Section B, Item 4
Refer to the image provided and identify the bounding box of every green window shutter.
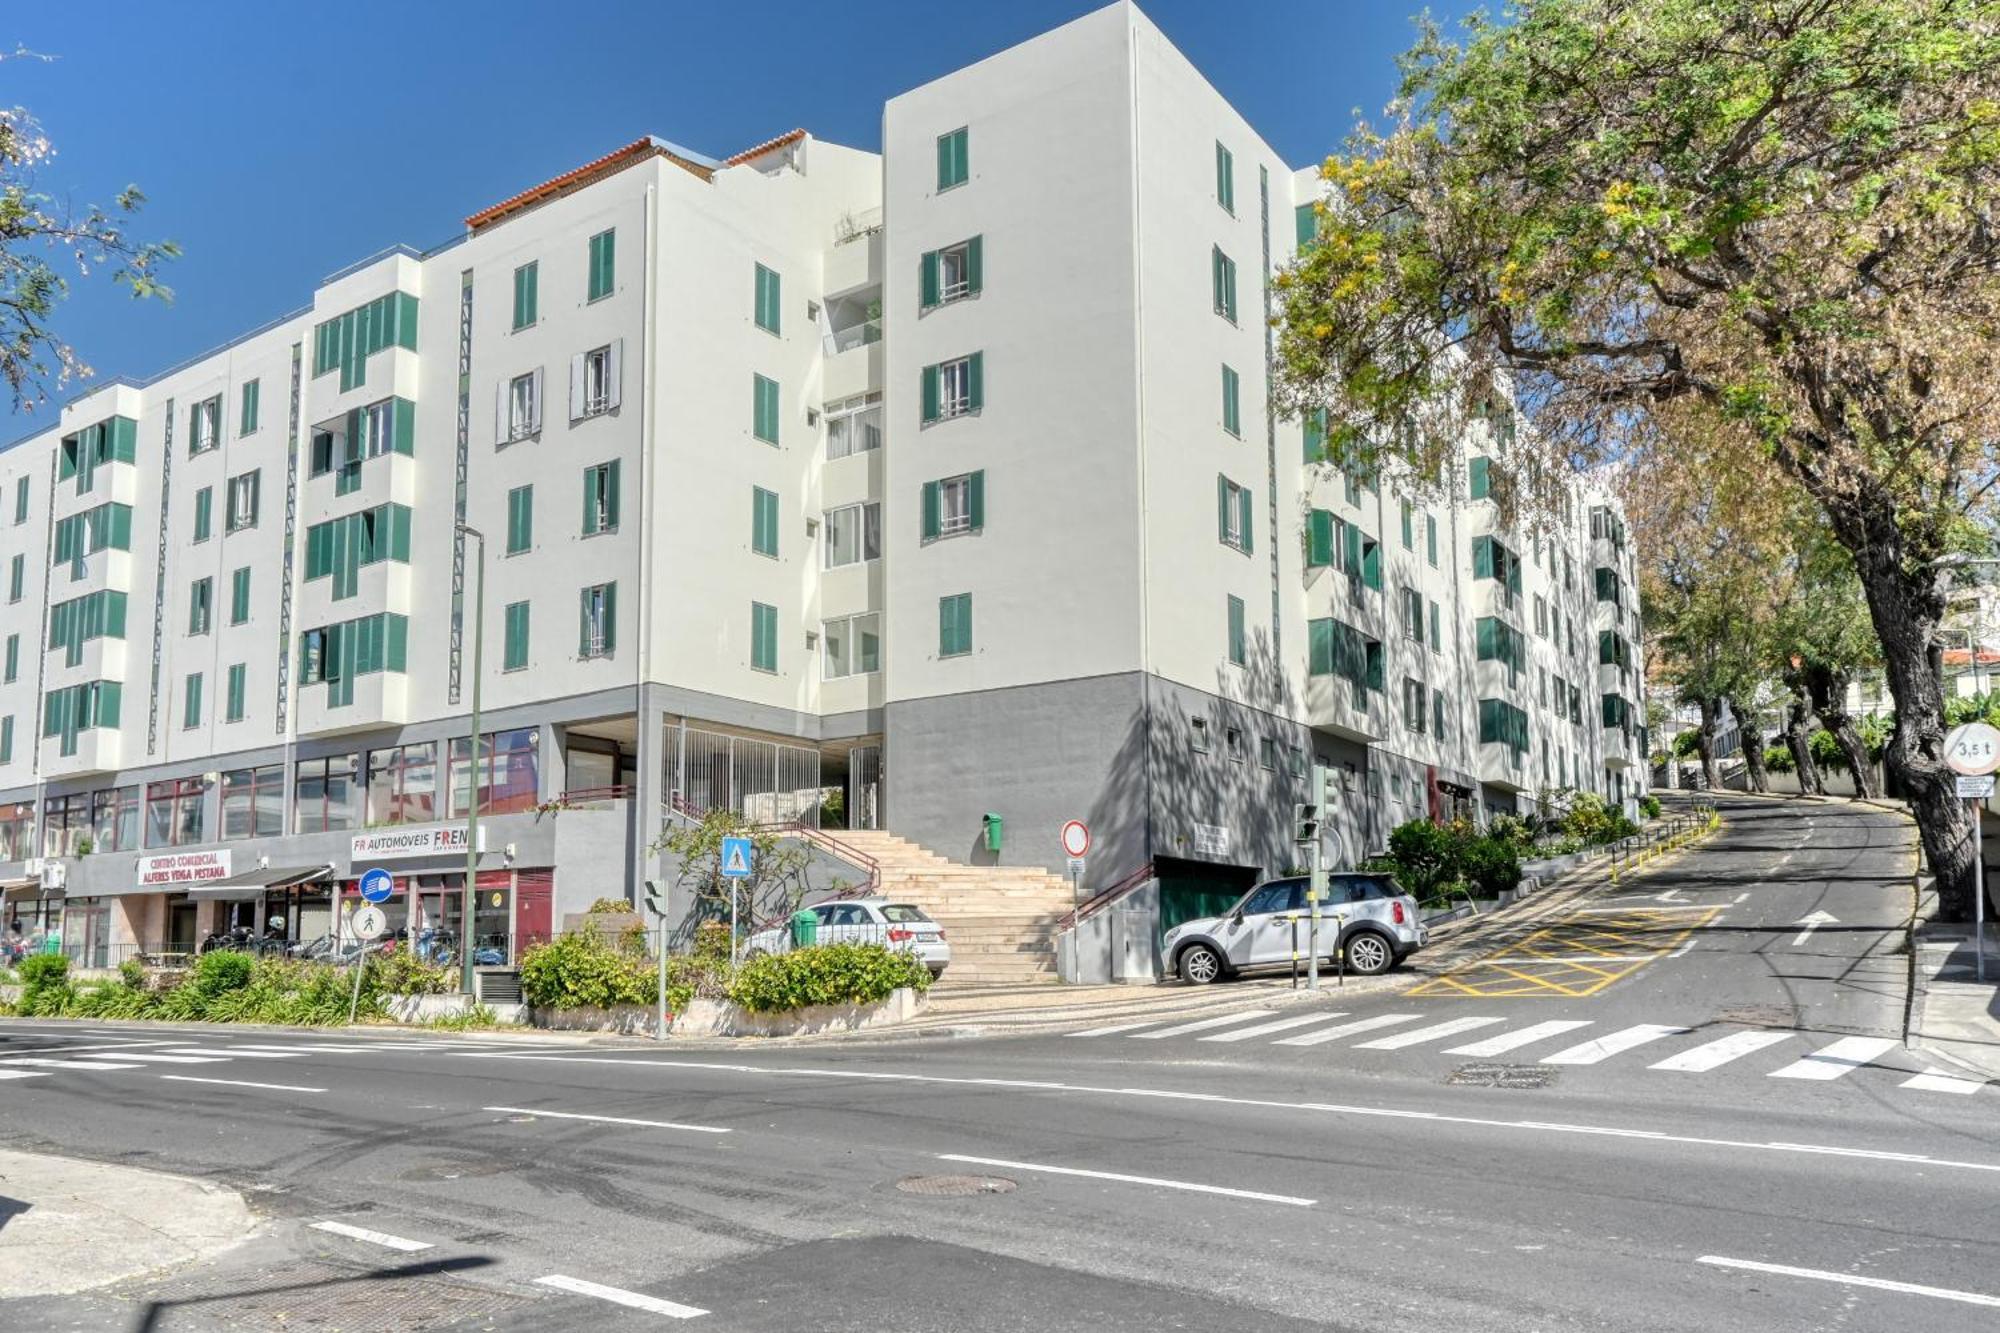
[967,352,984,411]
[240,380,259,435]
[753,374,779,443]
[1221,365,1240,435]
[1238,486,1253,555]
[185,673,202,727]
[1215,141,1234,213]
[937,133,951,189]
[751,601,777,672]
[967,470,985,531]
[1400,502,1413,549]
[195,488,212,542]
[1469,456,1490,499]
[226,663,245,723]
[600,584,616,655]
[388,503,411,561]
[1362,540,1382,591]
[921,365,940,423]
[1429,602,1441,651]
[1304,410,1325,464]
[1296,201,1317,247]
[1227,595,1245,665]
[965,235,983,294]
[1,715,11,764]
[1426,514,1438,565]
[752,486,778,557]
[231,567,251,624]
[1344,520,1362,573]
[581,468,598,536]
[504,601,530,671]
[392,397,416,455]
[936,128,968,190]
[513,261,537,330]
[508,485,532,554]
[606,459,621,529]
[754,263,781,334]
[939,593,972,657]
[1473,536,1494,579]
[922,480,940,541]
[1307,509,1333,567]
[920,250,940,308]
[589,230,615,301]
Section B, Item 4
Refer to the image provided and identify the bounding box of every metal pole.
[1308,764,1328,992]
[458,526,485,997]
[729,882,739,969]
[1974,797,1988,984]
[655,919,668,1040]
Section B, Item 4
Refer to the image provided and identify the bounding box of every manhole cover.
[1712,1005,1798,1028]
[896,1174,1016,1196]
[1448,1062,1558,1089]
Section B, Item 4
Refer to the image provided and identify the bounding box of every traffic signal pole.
[1308,764,1328,991]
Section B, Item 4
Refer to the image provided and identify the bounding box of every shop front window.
[0,801,33,861]
[43,793,92,857]
[220,765,284,840]
[294,754,359,833]
[447,727,539,817]
[91,786,139,853]
[145,777,207,848]
[366,743,435,825]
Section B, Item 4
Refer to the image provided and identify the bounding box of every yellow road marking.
[1412,906,1721,998]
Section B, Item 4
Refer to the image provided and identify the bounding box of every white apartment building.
[0,2,1642,971]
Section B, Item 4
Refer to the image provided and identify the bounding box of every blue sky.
[6,0,1475,420]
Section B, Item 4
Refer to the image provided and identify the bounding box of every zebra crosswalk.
[1066,1009,1990,1099]
[0,1039,463,1083]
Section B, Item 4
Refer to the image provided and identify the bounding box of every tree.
[650,809,815,947]
[1274,1,2000,918]
[1,57,178,410]
[1776,526,1884,794]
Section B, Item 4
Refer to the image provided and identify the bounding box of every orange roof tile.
[465,137,715,233]
[724,128,807,166]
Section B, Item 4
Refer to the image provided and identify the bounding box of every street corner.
[0,1147,258,1300]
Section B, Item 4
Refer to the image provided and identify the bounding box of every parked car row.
[1162,873,1426,985]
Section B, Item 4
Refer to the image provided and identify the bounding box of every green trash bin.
[791,909,819,948]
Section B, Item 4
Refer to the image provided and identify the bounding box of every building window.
[1400,501,1414,550]
[224,662,246,723]
[449,727,540,817]
[1226,726,1246,763]
[13,475,28,524]
[144,776,207,848]
[1426,513,1438,566]
[6,553,18,603]
[751,600,779,673]
[1401,587,1423,642]
[936,126,969,191]
[1429,599,1441,654]
[1404,678,1429,734]
[87,785,137,852]
[825,393,883,459]
[754,263,782,334]
[193,487,212,542]
[503,600,530,671]
[189,396,221,455]
[1433,688,1447,738]
[2,634,14,683]
[1259,736,1277,770]
[189,578,212,635]
[239,378,260,436]
[225,470,260,531]
[922,354,983,424]
[1221,364,1241,436]
[1190,715,1210,753]
[1215,141,1235,214]
[0,715,10,765]
[506,370,541,442]
[923,471,984,540]
[183,672,202,728]
[294,755,358,834]
[939,592,972,658]
[507,484,533,555]
[753,373,781,443]
[230,567,252,625]
[579,582,616,658]
[751,487,780,558]
[582,461,620,535]
[1227,594,1246,666]
[1212,246,1238,323]
[573,343,620,420]
[512,260,538,330]
[1469,456,1492,499]
[588,229,615,302]
[366,742,436,825]
[1218,475,1253,554]
[220,764,282,839]
[824,502,881,568]
[823,612,881,680]
[921,237,983,308]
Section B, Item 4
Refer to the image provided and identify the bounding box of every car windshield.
[880,905,933,923]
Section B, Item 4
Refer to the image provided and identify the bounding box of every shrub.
[1638,794,1662,819]
[117,957,146,990]
[1763,745,1796,774]
[518,932,654,1010]
[1384,820,1462,899]
[191,949,254,998]
[584,897,632,915]
[18,953,72,1016]
[726,942,931,1014]
[691,920,732,964]
[1459,835,1522,896]
[370,945,455,996]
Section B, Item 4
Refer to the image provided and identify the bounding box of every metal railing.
[1058,861,1157,934]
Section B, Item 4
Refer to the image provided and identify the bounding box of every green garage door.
[1156,857,1260,937]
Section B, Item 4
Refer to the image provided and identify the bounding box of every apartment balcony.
[304,449,418,512]
[821,284,884,404]
[296,670,411,738]
[824,210,883,296]
[51,549,135,599]
[45,636,129,690]
[1604,734,1637,770]
[57,462,139,512]
[1477,742,1532,792]
[40,729,122,780]
[311,345,422,421]
[299,559,413,627]
[1306,675,1386,744]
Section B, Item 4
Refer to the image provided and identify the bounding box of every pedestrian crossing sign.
[720,836,754,879]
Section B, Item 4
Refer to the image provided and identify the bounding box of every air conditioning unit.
[40,861,67,891]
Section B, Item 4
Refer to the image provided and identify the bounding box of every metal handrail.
[1059,860,1156,933]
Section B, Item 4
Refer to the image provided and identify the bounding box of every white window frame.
[940,357,973,419]
[362,400,394,459]
[824,393,882,460]
[582,584,612,659]
[1401,588,1423,643]
[583,345,613,417]
[823,501,882,569]
[192,397,220,453]
[225,472,258,532]
[1404,678,1428,734]
[508,372,538,443]
[821,612,882,681]
[938,475,973,537]
[1221,479,1250,552]
[939,242,972,303]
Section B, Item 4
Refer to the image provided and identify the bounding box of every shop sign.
[1191,823,1231,857]
[135,849,233,889]
[348,824,487,863]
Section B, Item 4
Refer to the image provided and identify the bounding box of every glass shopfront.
[337,871,519,965]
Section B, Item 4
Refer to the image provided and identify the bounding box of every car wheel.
[1343,930,1393,976]
[1178,942,1223,985]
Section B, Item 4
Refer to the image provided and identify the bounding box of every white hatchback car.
[1162,873,1426,984]
[744,898,951,978]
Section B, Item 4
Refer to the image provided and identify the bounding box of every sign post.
[1060,821,1091,910]
[347,904,386,1024]
[1943,723,1999,983]
[719,836,754,967]
[1308,766,1329,992]
[358,867,394,904]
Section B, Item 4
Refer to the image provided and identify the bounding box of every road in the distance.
[1,797,1993,1332]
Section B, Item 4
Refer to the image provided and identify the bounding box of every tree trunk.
[1805,666,1876,799]
[1784,686,1823,795]
[1695,696,1721,792]
[1729,696,1770,793]
[1838,519,1974,920]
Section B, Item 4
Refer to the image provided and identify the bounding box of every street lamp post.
[457,523,486,997]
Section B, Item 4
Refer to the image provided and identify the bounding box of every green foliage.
[726,943,931,1014]
[653,807,812,935]
[1673,731,1701,758]
[25,956,379,1026]
[1379,818,1524,899]
[369,945,455,997]
[584,897,633,915]
[1639,795,1662,819]
[1764,745,1797,774]
[17,952,71,1016]
[518,932,655,1010]
[117,957,145,989]
[1561,793,1638,845]
[191,949,254,998]
[423,1003,501,1031]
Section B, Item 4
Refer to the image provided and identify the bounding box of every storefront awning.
[186,865,334,901]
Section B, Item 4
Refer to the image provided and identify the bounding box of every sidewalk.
[1910,923,2000,1082]
[0,1148,256,1298]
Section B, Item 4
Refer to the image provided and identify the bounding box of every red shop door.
[514,870,553,951]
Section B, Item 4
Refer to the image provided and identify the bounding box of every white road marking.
[1198,1012,1349,1043]
[1768,1036,1900,1081]
[1649,1030,1794,1073]
[1271,1013,1422,1047]
[229,1044,385,1054]
[1696,1255,2000,1309]
[1789,910,1839,947]
[454,1053,2000,1176]
[0,1069,51,1081]
[100,1053,231,1064]
[1129,1011,1278,1040]
[1655,888,1686,903]
[0,1040,179,1057]
[1,1057,144,1071]
[162,1048,308,1059]
[1542,1024,1690,1065]
[534,1275,708,1319]
[937,1154,1315,1207]
[1899,1072,1984,1095]
[1068,1020,1173,1038]
[1354,1016,1506,1050]
[1732,892,1751,905]
[310,1220,433,1252]
[159,1075,328,1093]
[1444,1020,1593,1057]
[484,1105,730,1134]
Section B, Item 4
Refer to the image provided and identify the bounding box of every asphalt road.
[2,796,1995,1332]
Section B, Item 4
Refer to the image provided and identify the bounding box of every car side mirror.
[1229,909,1245,925]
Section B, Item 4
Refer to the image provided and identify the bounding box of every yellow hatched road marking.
[1411,906,1721,998]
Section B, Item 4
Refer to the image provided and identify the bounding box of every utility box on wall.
[982,812,1003,853]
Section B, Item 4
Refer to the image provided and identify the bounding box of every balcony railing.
[824,319,882,355]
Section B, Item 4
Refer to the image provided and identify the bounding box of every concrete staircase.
[830,830,1073,985]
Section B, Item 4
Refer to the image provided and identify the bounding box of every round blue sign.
[358,867,395,904]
